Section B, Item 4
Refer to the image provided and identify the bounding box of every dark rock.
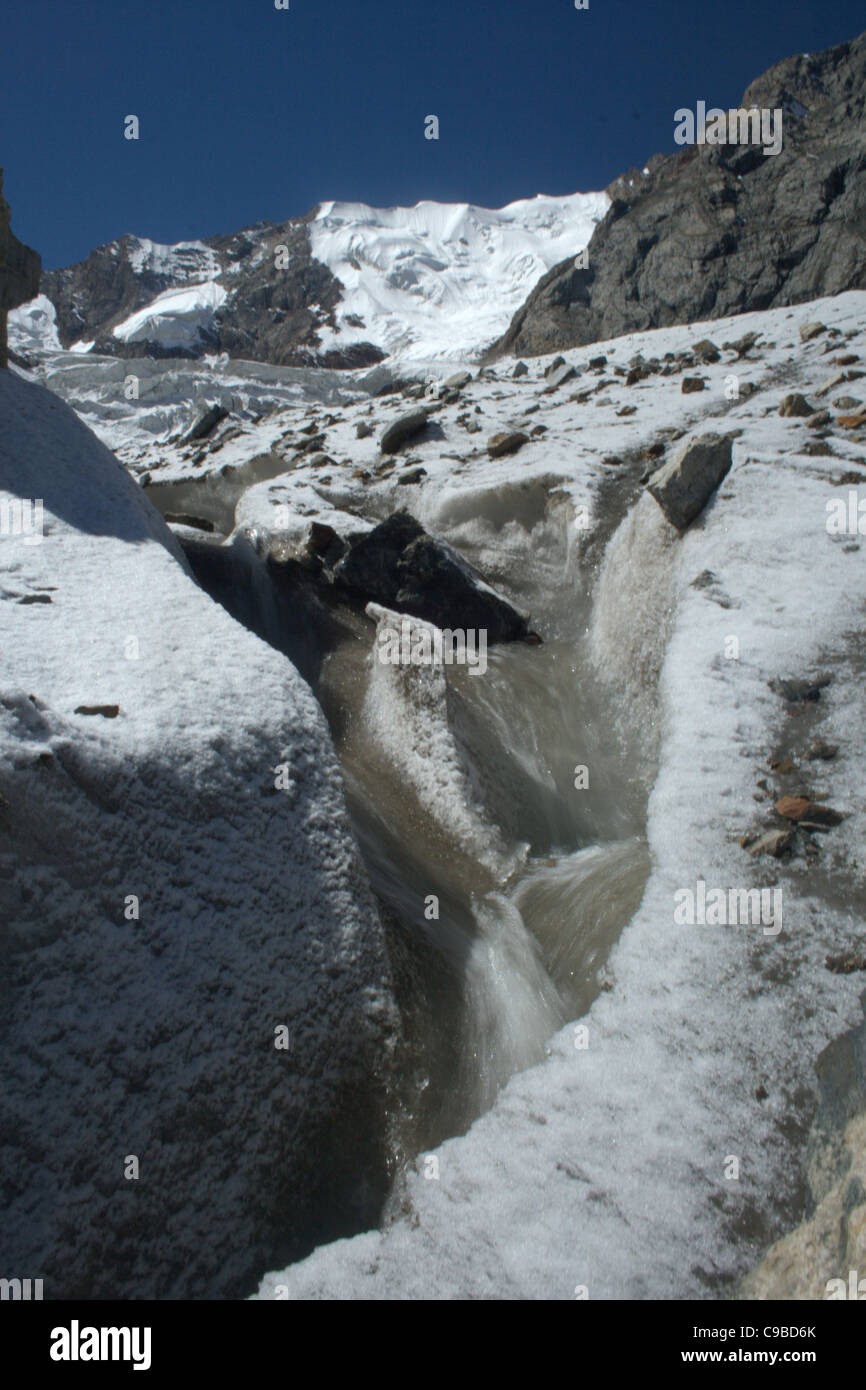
[181,405,229,444]
[443,371,472,390]
[588,355,608,369]
[512,361,529,379]
[646,432,734,531]
[681,377,707,393]
[74,705,120,719]
[768,674,832,703]
[330,511,531,641]
[0,170,41,369]
[380,408,429,454]
[355,420,373,439]
[692,338,721,363]
[397,467,427,485]
[775,795,844,826]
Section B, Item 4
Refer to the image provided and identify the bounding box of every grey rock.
[380,408,430,454]
[512,361,529,378]
[800,321,827,342]
[443,371,472,390]
[543,362,578,391]
[181,404,229,444]
[486,33,866,360]
[646,432,734,531]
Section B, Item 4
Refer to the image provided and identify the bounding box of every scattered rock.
[808,739,839,761]
[646,432,734,532]
[775,796,844,827]
[443,371,472,390]
[487,432,529,459]
[837,412,866,429]
[380,408,429,454]
[681,377,707,394]
[512,361,529,379]
[799,321,826,343]
[825,949,866,975]
[832,396,862,410]
[747,828,794,858]
[724,332,761,359]
[768,674,832,703]
[74,705,120,719]
[616,405,637,417]
[691,339,721,364]
[543,362,577,391]
[355,420,373,439]
[588,355,607,369]
[807,409,831,427]
[180,405,229,445]
[779,393,813,417]
[543,356,567,377]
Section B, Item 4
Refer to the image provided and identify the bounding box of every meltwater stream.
[181,479,654,1172]
[303,494,652,1155]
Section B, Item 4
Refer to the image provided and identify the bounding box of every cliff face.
[40,213,384,369]
[0,170,41,368]
[487,30,866,360]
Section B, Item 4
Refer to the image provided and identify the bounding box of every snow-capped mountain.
[13,191,607,368]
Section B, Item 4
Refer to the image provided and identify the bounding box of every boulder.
[443,371,472,390]
[512,361,529,379]
[681,377,707,394]
[380,408,429,454]
[0,170,41,369]
[181,404,229,444]
[487,432,530,459]
[330,510,532,642]
[543,362,578,391]
[779,393,813,417]
[646,433,734,532]
[800,321,826,342]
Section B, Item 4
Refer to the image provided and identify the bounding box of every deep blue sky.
[1,0,862,269]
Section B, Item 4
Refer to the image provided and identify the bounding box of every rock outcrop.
[40,213,384,369]
[487,31,866,360]
[0,170,41,369]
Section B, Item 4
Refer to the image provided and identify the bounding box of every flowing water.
[182,474,655,1167]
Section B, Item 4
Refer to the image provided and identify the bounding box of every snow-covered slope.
[236,291,866,1299]
[308,192,608,362]
[0,368,397,1298]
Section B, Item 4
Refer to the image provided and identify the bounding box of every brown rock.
[799,321,826,342]
[487,432,529,459]
[681,377,706,393]
[779,393,813,417]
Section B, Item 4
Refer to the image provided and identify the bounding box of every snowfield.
[0,369,396,1298]
[308,191,609,361]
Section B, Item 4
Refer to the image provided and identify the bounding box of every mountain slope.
[24,192,607,369]
[487,30,866,360]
